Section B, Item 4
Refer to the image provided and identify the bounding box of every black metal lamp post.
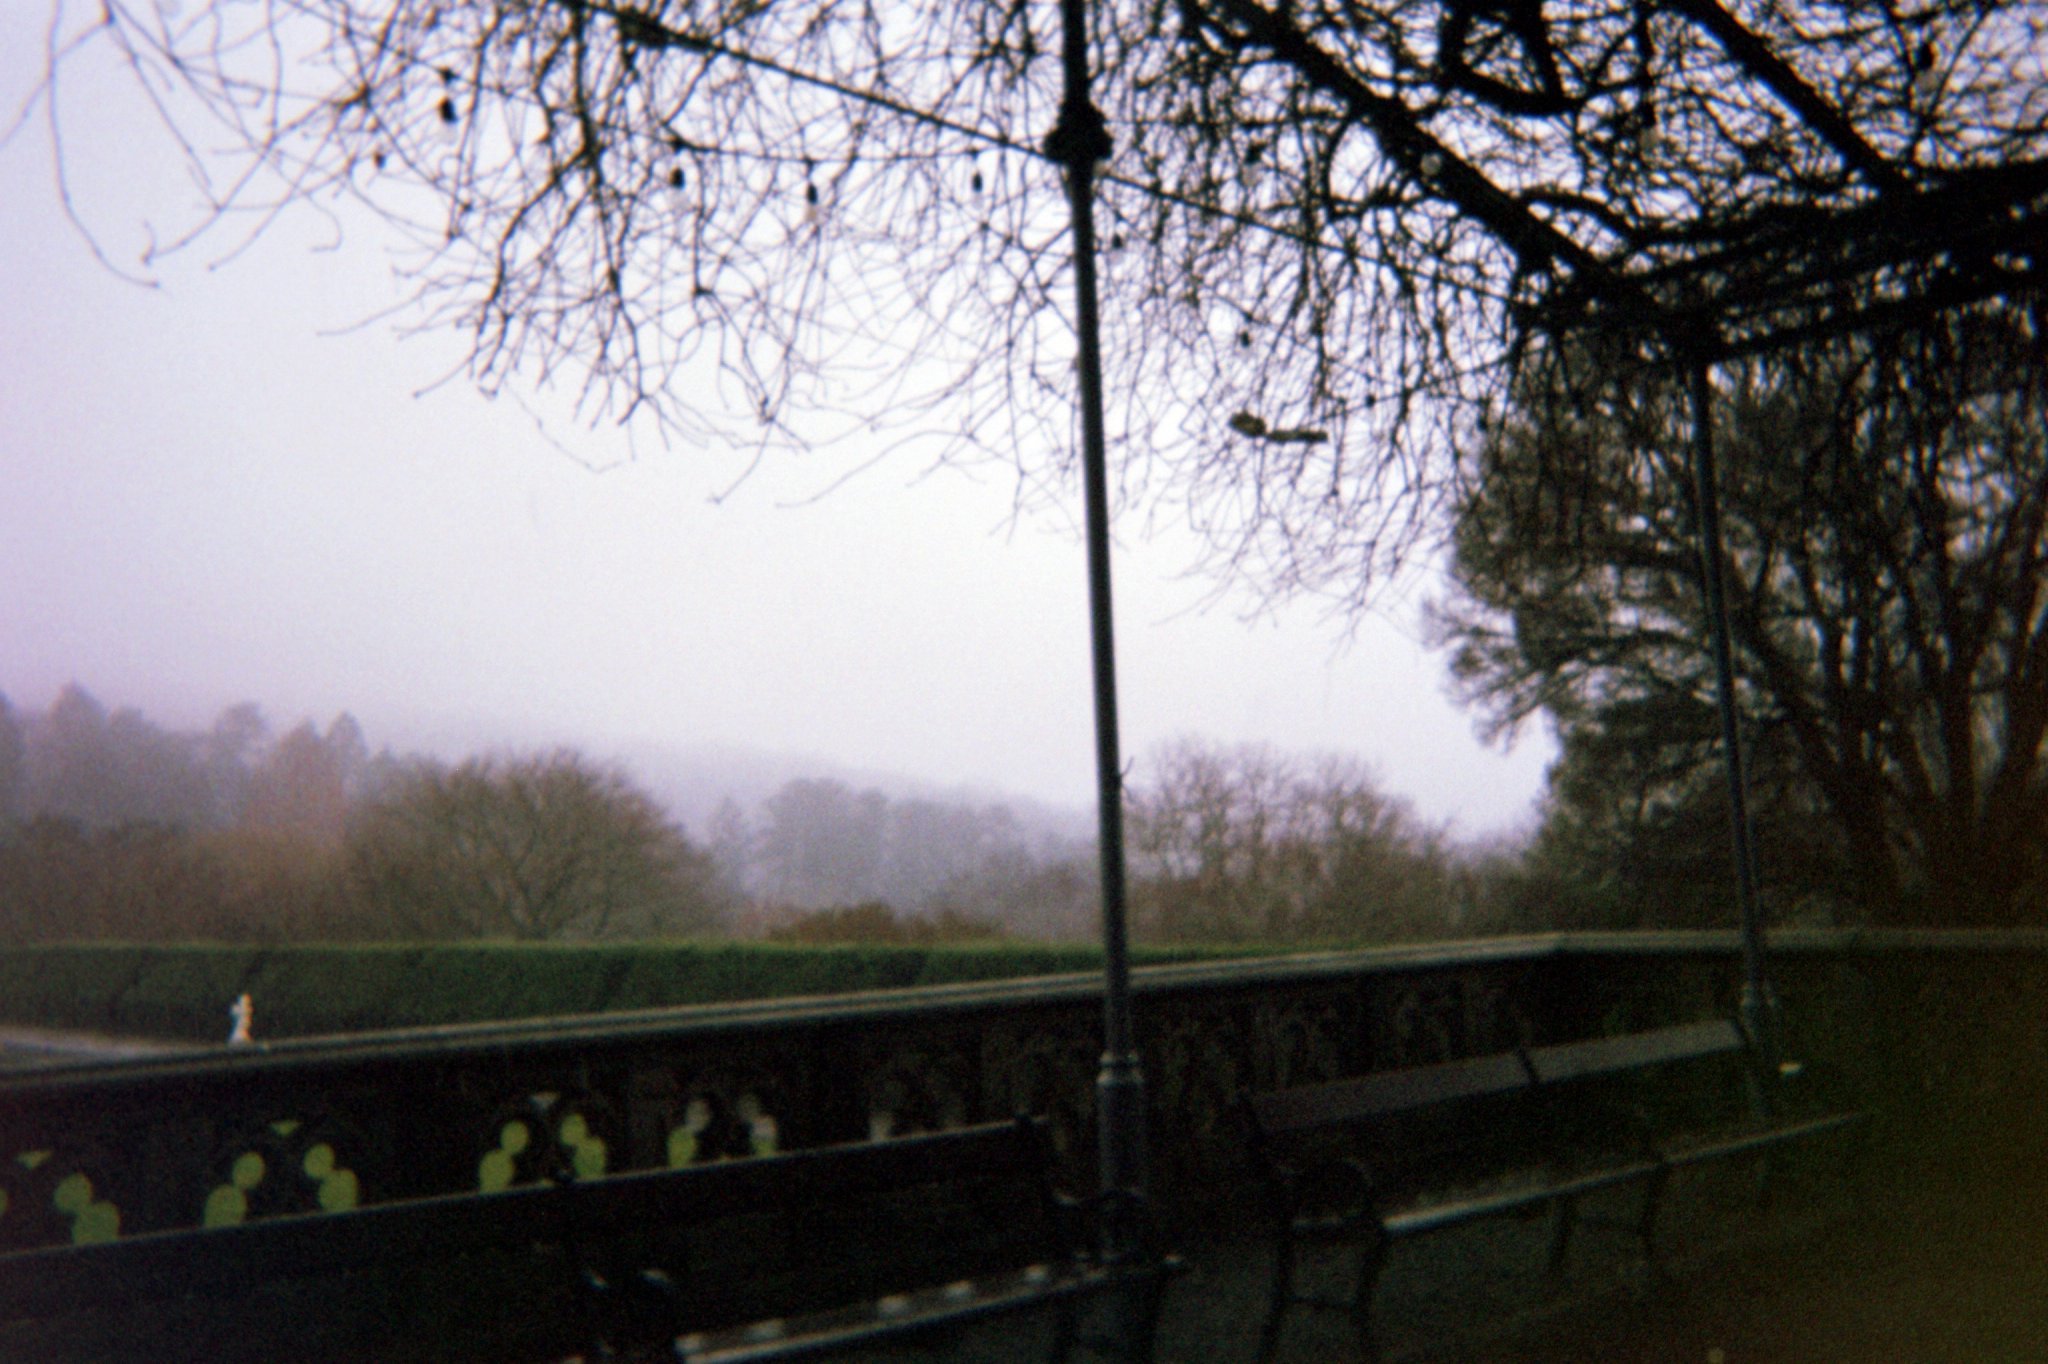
[1042,0,1148,1260]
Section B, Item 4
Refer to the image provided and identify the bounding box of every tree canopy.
[345,749,730,938]
[39,0,2045,603]
[1128,737,1483,941]
[1434,311,2048,926]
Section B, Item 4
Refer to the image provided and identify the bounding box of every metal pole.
[1043,0,1146,1260]
[1685,353,1782,1075]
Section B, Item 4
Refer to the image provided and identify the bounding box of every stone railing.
[3,929,2044,1251]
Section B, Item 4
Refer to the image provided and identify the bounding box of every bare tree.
[346,749,727,938]
[28,0,2046,601]
[1127,738,1456,941]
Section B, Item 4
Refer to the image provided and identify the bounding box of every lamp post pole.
[1044,0,1147,1259]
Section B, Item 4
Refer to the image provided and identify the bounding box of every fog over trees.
[0,685,393,940]
[18,0,2045,940]
[4,685,382,841]
[0,684,731,942]
[0,682,1511,945]
[0,683,1094,942]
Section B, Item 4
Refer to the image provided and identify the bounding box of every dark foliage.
[1435,312,2048,926]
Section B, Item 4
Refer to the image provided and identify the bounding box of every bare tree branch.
[37,0,2048,611]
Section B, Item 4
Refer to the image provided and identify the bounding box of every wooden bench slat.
[1524,1019,1743,1085]
[1384,1158,1664,1239]
[568,1120,1056,1233]
[1662,1110,1870,1170]
[1247,1051,1534,1134]
[0,1181,577,1320]
[683,1262,1138,1364]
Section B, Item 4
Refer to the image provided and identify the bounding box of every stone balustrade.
[3,929,2043,1252]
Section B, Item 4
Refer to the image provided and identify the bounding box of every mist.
[0,13,1553,856]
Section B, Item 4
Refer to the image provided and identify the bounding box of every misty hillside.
[0,681,1106,940]
[1,680,1522,949]
[619,739,1096,848]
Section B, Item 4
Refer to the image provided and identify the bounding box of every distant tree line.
[0,685,380,839]
[712,744,1525,947]
[0,685,1520,947]
[1127,740,1525,945]
[0,685,729,943]
[705,780,1099,941]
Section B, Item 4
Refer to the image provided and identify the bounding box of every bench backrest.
[0,1117,1067,1361]
[601,1117,1069,1332]
[1245,1051,1535,1138]
[1523,1019,1745,1087]
[0,1176,591,1362]
[1246,1018,1759,1144]
[0,1179,569,1323]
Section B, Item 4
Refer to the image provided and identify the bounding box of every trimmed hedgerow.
[0,941,1262,1042]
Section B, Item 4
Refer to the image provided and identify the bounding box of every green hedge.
[0,942,1248,1042]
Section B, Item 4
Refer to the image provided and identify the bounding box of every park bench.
[1241,1017,1867,1362]
[0,1116,1172,1364]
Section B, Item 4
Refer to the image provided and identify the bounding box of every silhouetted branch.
[37,0,2048,610]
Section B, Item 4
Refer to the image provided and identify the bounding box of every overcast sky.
[0,14,1552,838]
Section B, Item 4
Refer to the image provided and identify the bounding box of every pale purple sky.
[0,10,1552,837]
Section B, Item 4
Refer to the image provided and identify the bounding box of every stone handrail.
[2,929,2043,1251]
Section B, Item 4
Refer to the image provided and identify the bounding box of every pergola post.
[1684,350,1783,1079]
